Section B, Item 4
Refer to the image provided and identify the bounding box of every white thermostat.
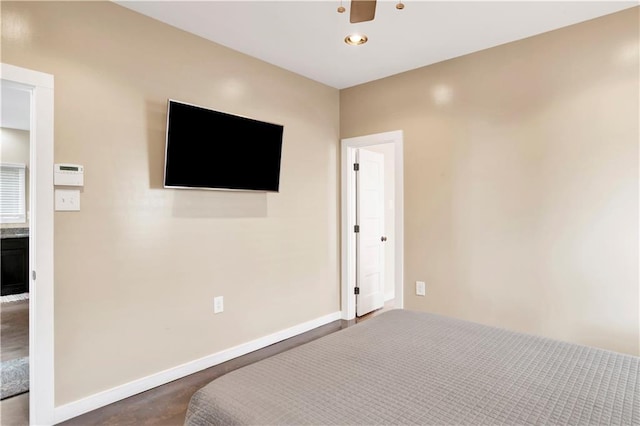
[54,164,84,186]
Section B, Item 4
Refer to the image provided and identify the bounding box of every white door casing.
[1,63,55,425]
[355,148,385,316]
[341,130,404,321]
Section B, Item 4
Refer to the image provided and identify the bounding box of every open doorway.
[0,63,55,425]
[1,83,31,407]
[340,130,404,320]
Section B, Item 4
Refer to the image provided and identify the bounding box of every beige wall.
[0,128,30,228]
[342,8,639,355]
[2,1,340,405]
[362,144,395,299]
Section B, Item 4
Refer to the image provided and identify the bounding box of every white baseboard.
[385,291,395,302]
[53,311,342,424]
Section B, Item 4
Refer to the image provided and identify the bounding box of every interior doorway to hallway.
[1,81,32,411]
[340,130,404,320]
[1,63,55,425]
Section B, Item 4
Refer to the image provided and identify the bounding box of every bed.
[185,310,639,425]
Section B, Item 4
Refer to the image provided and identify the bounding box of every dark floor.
[0,299,30,426]
[356,299,394,323]
[1,301,394,426]
[0,392,28,426]
[1,300,29,362]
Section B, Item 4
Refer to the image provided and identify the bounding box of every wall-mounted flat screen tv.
[164,99,284,192]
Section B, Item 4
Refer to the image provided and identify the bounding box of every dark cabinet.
[1,237,29,296]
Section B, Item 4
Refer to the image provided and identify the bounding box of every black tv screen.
[164,100,284,192]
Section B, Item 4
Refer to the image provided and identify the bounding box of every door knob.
[381,236,387,242]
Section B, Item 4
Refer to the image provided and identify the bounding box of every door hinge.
[354,225,360,233]
[354,287,360,295]
[32,270,36,280]
[353,163,359,171]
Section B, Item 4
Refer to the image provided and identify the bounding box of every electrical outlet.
[213,296,224,314]
[416,281,426,296]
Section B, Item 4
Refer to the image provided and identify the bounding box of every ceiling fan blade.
[350,0,376,23]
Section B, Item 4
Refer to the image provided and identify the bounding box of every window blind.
[0,163,26,223]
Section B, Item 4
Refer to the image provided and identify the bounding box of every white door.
[356,148,385,316]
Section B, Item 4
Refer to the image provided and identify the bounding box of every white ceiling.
[118,1,637,89]
[1,86,30,131]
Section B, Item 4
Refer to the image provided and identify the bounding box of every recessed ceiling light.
[344,34,368,46]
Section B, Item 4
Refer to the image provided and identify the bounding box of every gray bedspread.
[185,310,639,425]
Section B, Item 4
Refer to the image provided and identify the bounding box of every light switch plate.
[55,189,80,211]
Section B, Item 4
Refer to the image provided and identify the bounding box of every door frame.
[340,130,404,320]
[2,63,55,425]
